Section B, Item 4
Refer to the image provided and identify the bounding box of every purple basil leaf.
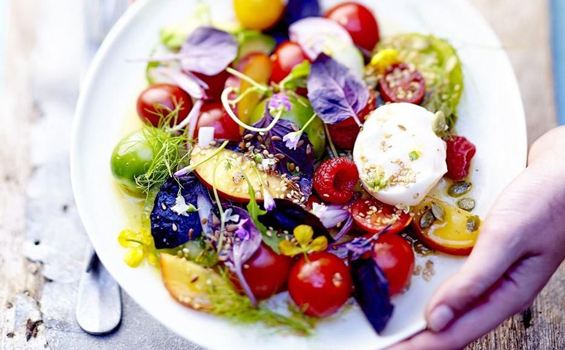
[151,174,209,249]
[285,0,320,25]
[259,199,334,244]
[242,103,315,197]
[224,206,262,307]
[180,27,238,76]
[307,54,369,124]
[351,257,394,334]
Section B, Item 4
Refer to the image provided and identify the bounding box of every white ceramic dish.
[71,0,527,349]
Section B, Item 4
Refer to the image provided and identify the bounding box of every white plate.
[71,0,527,349]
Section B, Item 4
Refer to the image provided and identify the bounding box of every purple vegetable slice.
[150,174,211,249]
[350,257,394,333]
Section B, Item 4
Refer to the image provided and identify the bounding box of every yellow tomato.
[412,197,481,256]
[234,0,285,30]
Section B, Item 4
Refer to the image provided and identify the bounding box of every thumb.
[424,166,544,331]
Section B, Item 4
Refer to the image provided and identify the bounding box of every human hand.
[387,126,565,350]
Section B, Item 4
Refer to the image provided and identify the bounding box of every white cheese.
[353,103,448,207]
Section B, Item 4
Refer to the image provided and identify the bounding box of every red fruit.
[351,198,412,237]
[373,235,415,296]
[379,63,426,105]
[193,70,230,101]
[325,2,380,52]
[137,84,193,127]
[327,90,377,149]
[194,102,241,141]
[445,136,476,180]
[328,123,361,150]
[313,157,359,204]
[240,244,293,300]
[270,41,310,84]
[288,252,353,317]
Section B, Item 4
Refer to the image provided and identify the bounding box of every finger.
[424,167,545,331]
[387,256,546,350]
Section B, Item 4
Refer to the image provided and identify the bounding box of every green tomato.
[249,95,326,158]
[378,34,463,127]
[111,130,155,196]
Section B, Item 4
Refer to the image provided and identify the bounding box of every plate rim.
[70,0,528,349]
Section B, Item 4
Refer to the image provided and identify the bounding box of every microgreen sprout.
[323,123,339,158]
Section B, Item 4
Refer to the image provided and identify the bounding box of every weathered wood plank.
[467,0,563,349]
[0,0,562,349]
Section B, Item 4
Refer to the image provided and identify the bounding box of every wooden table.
[0,0,562,349]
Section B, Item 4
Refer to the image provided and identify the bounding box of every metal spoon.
[75,0,129,335]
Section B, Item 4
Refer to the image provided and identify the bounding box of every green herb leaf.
[280,60,311,91]
[208,270,314,335]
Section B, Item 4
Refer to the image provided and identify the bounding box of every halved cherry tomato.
[325,2,380,52]
[270,41,310,84]
[194,102,241,141]
[137,84,193,127]
[412,197,480,256]
[379,63,426,104]
[239,244,292,300]
[373,234,415,296]
[288,252,353,317]
[328,89,377,149]
[351,198,412,237]
[193,70,230,101]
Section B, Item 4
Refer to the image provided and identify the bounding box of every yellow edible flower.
[118,229,159,268]
[370,49,400,74]
[279,225,328,257]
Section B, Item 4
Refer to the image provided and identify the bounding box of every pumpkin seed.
[414,242,433,256]
[466,215,481,232]
[457,198,475,211]
[432,111,447,136]
[431,202,446,221]
[448,181,472,197]
[420,210,435,229]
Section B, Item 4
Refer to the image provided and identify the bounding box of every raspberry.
[313,157,359,204]
[445,136,476,180]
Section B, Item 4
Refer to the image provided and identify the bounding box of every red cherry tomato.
[327,89,378,149]
[351,198,412,237]
[288,252,353,317]
[194,102,241,141]
[372,235,415,296]
[379,63,426,104]
[270,41,310,84]
[137,84,193,127]
[240,244,293,300]
[193,70,229,101]
[325,2,380,52]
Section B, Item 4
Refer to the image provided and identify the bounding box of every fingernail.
[428,305,454,332]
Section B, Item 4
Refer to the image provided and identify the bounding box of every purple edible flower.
[235,219,250,240]
[312,202,351,228]
[282,131,302,150]
[263,189,276,211]
[268,93,292,112]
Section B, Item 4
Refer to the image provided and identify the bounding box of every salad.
[110,0,481,336]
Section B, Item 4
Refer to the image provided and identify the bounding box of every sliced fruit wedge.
[191,146,294,202]
[411,197,480,256]
[237,53,273,125]
[161,254,227,311]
